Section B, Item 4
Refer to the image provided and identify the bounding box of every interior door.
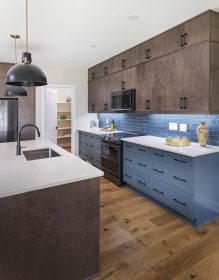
[44,88,57,143]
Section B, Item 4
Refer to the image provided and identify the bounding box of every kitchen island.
[0,139,103,280]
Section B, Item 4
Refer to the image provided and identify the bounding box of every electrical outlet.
[180,124,187,132]
[169,122,178,131]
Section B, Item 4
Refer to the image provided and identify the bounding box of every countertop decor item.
[5,0,47,87]
[166,136,191,147]
[5,34,27,97]
[196,121,209,147]
[100,128,117,132]
[66,97,72,103]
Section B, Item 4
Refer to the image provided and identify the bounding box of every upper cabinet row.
[88,11,219,81]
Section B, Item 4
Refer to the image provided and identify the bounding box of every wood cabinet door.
[121,67,136,91]
[185,12,210,47]
[138,34,165,63]
[88,80,101,112]
[164,50,184,113]
[136,58,165,112]
[184,42,210,113]
[164,24,185,54]
[99,76,111,112]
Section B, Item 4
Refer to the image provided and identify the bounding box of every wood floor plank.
[97,177,219,280]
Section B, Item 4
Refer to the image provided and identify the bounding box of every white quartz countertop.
[78,128,123,135]
[0,139,103,199]
[122,135,219,157]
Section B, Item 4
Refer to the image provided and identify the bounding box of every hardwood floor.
[96,177,219,280]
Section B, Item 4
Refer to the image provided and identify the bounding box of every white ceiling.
[0,0,219,68]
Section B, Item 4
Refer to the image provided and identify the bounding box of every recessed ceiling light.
[128,15,139,21]
[90,44,97,48]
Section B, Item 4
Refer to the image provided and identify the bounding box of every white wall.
[36,65,97,155]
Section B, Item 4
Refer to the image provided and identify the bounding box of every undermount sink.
[23,148,61,161]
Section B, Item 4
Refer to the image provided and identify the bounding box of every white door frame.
[40,84,76,154]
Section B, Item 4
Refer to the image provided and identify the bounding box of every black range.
[101,132,144,186]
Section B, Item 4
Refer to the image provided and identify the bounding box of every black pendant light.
[5,0,47,87]
[5,34,27,97]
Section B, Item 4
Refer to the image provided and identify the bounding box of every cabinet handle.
[90,144,95,148]
[180,97,184,109]
[125,157,132,162]
[153,188,164,195]
[184,97,187,109]
[173,198,186,206]
[138,180,146,186]
[121,81,126,90]
[153,152,164,157]
[138,162,146,167]
[153,168,164,174]
[138,148,146,152]
[125,174,132,179]
[147,48,151,59]
[184,33,188,46]
[104,103,108,111]
[121,59,126,68]
[91,72,95,79]
[104,66,108,75]
[174,158,186,164]
[145,49,148,60]
[173,176,186,182]
[180,34,184,47]
[146,100,150,110]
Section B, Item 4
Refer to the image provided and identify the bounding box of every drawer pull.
[173,198,186,206]
[138,180,146,186]
[125,174,132,179]
[153,188,164,195]
[125,144,133,149]
[125,157,132,162]
[138,148,146,152]
[90,144,95,148]
[174,158,186,164]
[173,176,186,182]
[85,143,89,146]
[153,168,164,174]
[138,162,146,167]
[154,152,164,157]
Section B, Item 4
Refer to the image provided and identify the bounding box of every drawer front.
[151,148,193,170]
[123,142,149,158]
[151,160,193,194]
[123,151,149,175]
[123,167,150,195]
[150,179,194,219]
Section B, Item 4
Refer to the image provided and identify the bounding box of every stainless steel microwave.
[111,89,136,111]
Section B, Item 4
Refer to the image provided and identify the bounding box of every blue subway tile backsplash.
[98,113,219,146]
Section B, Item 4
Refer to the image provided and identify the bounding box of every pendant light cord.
[26,0,29,51]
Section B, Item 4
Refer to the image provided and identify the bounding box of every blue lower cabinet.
[79,132,101,168]
[150,179,194,219]
[123,167,150,195]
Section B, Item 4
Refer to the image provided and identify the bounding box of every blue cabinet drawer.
[151,148,193,170]
[151,160,193,194]
[150,179,194,219]
[123,142,149,158]
[123,167,150,195]
[123,152,149,175]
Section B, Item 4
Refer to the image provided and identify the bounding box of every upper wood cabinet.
[136,57,165,112]
[88,10,219,113]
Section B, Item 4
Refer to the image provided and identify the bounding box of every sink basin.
[23,148,61,161]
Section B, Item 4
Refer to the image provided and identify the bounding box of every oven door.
[101,141,121,177]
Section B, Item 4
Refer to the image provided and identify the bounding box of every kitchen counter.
[122,135,219,157]
[0,138,103,199]
[78,128,123,135]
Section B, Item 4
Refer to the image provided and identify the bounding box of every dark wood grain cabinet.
[88,10,219,113]
[136,58,165,112]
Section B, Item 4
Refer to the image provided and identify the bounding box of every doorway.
[42,84,76,153]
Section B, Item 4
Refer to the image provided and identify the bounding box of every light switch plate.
[180,124,187,132]
[169,122,178,131]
